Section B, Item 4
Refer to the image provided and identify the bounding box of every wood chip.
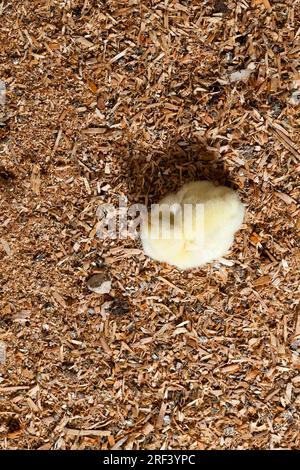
[253,275,271,287]
[52,291,67,308]
[64,428,111,437]
[220,364,240,374]
[0,238,12,256]
[82,127,107,135]
[76,37,94,48]
[110,48,130,63]
[275,192,296,205]
[142,422,154,435]
[156,402,167,429]
[30,164,41,195]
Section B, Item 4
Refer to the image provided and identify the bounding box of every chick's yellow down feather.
[140,181,245,270]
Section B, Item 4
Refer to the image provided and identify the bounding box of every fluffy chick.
[140,181,245,270]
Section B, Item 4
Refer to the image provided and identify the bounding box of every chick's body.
[141,181,244,270]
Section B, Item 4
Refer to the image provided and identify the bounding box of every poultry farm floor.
[0,0,299,450]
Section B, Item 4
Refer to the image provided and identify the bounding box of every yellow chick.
[140,181,245,270]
